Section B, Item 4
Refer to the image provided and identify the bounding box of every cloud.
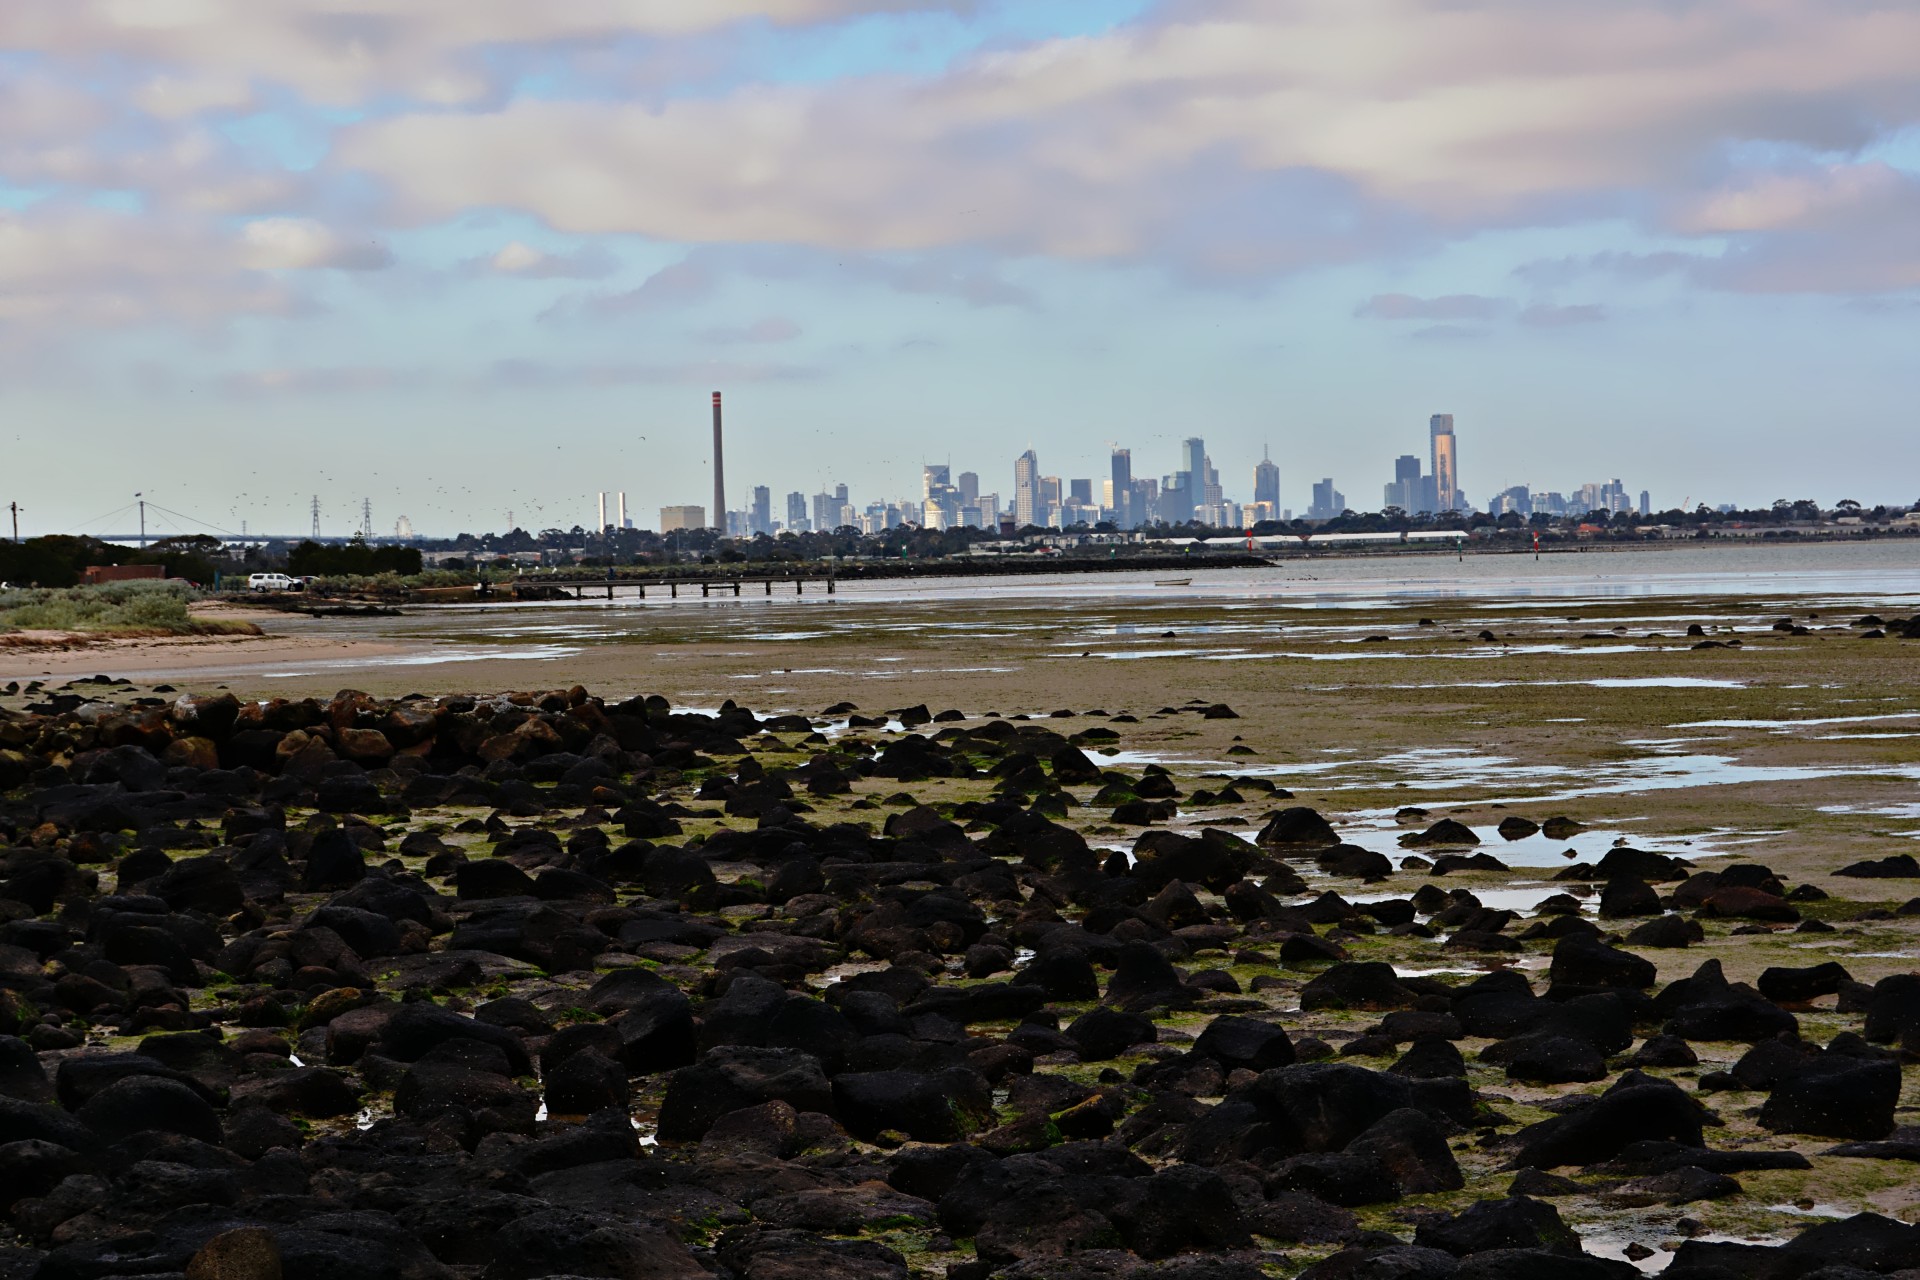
[484,241,618,279]
[694,317,803,344]
[329,0,1920,280]
[546,245,1032,324]
[8,1,971,108]
[8,0,1920,357]
[1355,293,1505,321]
[240,219,394,271]
[0,206,306,333]
[1673,163,1908,235]
[1678,163,1920,293]
[1512,252,1693,289]
[1519,302,1606,327]
[556,257,722,320]
[1522,165,1920,295]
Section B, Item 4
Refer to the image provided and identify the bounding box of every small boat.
[1155,578,1192,586]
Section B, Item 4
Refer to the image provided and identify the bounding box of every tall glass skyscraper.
[1430,414,1458,512]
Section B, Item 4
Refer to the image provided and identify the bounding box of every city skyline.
[579,411,1684,538]
[51,404,1803,541]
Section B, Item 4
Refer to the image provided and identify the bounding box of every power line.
[59,500,141,536]
[137,501,242,539]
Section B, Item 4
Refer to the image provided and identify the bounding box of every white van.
[247,573,296,592]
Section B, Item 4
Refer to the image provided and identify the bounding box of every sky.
[4,0,1919,538]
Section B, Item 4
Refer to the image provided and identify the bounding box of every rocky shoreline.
[0,680,1918,1280]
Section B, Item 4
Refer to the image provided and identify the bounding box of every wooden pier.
[516,574,837,602]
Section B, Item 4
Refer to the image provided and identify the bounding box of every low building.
[81,565,164,585]
[659,505,707,533]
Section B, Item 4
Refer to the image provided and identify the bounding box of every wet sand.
[8,545,1920,932]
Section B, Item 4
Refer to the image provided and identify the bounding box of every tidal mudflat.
[2,543,1920,1279]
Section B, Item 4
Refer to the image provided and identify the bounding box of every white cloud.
[1674,163,1907,234]
[240,219,394,271]
[330,0,1920,280]
[10,1,967,108]
[0,206,303,332]
[485,241,618,279]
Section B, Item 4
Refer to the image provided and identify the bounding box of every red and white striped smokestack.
[711,392,726,533]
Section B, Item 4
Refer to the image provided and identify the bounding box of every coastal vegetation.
[0,581,258,638]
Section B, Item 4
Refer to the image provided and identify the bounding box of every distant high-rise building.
[957,471,979,504]
[812,488,851,531]
[1638,490,1651,517]
[785,491,809,533]
[1254,450,1280,510]
[1069,478,1093,506]
[1183,437,1205,486]
[1491,486,1532,517]
[1308,479,1346,521]
[1199,458,1220,508]
[923,466,962,528]
[1385,454,1423,512]
[1014,450,1039,528]
[1430,415,1458,512]
[1573,479,1630,516]
[660,505,706,532]
[1164,437,1204,523]
[751,486,772,535]
[1110,449,1134,528]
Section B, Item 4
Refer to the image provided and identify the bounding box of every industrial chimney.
[711,392,726,533]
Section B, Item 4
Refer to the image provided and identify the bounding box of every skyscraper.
[785,491,809,533]
[1385,454,1423,511]
[1183,437,1206,485]
[750,486,771,535]
[1014,449,1039,528]
[1254,449,1280,509]
[1309,479,1346,521]
[957,472,979,504]
[1430,414,1458,512]
[922,464,951,499]
[1110,449,1133,528]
